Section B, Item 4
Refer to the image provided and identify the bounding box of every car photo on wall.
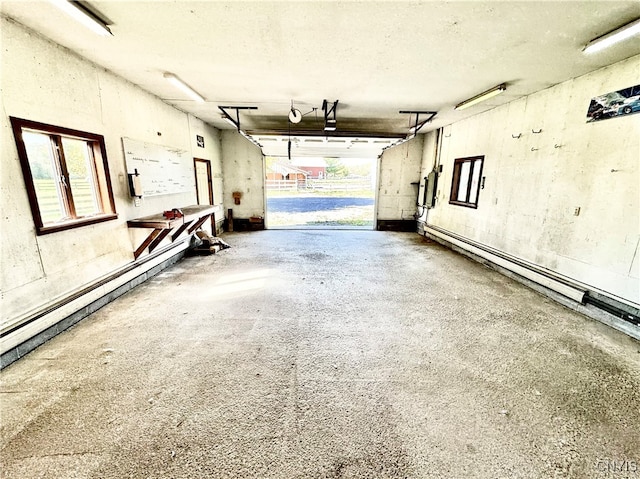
[587,84,640,122]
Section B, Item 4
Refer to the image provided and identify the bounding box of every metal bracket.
[218,106,258,131]
[322,100,339,131]
[399,110,438,138]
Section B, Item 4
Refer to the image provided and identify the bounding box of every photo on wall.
[587,84,640,122]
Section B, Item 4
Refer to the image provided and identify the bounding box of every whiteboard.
[122,137,194,197]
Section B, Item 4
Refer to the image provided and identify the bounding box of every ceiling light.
[455,84,506,111]
[164,73,205,102]
[583,18,640,54]
[50,0,112,35]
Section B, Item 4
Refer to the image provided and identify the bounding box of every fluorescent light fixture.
[50,0,112,36]
[455,83,506,111]
[583,18,640,54]
[163,73,205,102]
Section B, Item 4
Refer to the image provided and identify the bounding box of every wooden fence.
[266,178,373,192]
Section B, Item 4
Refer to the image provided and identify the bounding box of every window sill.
[37,214,118,235]
[448,200,478,209]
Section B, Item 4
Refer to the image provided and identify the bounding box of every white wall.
[416,131,439,208]
[188,115,224,233]
[421,55,640,305]
[0,18,224,340]
[377,136,424,220]
[189,115,224,208]
[220,130,265,220]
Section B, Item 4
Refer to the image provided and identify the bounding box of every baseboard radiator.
[0,240,191,369]
[421,223,640,340]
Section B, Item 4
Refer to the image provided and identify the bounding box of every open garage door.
[265,156,377,229]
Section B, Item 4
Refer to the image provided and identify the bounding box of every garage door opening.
[265,156,377,229]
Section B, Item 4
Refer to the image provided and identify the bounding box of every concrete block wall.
[419,54,640,306]
[0,18,224,355]
[377,136,424,221]
[220,130,265,221]
[188,115,225,233]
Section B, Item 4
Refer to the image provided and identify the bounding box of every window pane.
[469,159,483,204]
[23,131,67,223]
[62,138,101,217]
[457,161,471,201]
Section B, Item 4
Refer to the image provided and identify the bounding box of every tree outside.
[325,158,349,178]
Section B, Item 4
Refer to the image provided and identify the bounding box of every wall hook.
[444,133,452,138]
[511,133,522,139]
[554,144,562,149]
[531,147,539,152]
[532,128,542,134]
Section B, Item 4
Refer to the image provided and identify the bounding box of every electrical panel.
[424,170,438,208]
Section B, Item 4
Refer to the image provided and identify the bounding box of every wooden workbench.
[127,205,219,259]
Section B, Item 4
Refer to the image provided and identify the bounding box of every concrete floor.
[1,231,639,479]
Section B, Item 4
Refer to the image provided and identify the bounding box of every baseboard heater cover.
[1,240,190,368]
[424,225,587,303]
[583,293,639,326]
[423,225,639,339]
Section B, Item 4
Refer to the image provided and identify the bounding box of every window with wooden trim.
[449,156,484,208]
[10,117,117,235]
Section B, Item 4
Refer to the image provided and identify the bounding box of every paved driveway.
[267,196,375,227]
[267,196,374,213]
